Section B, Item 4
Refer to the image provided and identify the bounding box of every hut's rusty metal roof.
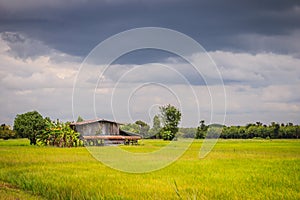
[70,119,123,126]
[83,135,141,140]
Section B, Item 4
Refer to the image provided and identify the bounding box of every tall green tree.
[135,120,150,138]
[195,120,208,139]
[13,111,46,145]
[149,115,162,138]
[159,104,181,140]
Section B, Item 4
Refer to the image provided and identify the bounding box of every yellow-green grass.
[0,139,299,199]
[0,181,45,200]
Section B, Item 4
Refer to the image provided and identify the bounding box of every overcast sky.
[0,0,300,127]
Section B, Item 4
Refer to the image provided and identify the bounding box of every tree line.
[177,121,300,139]
[220,122,300,139]
[123,118,299,140]
[1,107,299,144]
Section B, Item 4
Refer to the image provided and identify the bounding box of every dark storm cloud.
[0,0,299,59]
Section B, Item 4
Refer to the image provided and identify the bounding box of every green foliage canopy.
[13,111,46,145]
[135,120,150,138]
[0,124,17,140]
[159,104,181,140]
[195,120,208,139]
[149,115,162,139]
[39,119,82,147]
[120,123,140,134]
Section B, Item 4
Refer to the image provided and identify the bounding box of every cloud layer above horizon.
[0,0,299,126]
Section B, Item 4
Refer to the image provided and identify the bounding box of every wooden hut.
[70,119,141,146]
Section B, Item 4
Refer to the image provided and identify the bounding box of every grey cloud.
[210,51,300,87]
[87,51,300,89]
[0,32,82,62]
[231,30,300,57]
[102,63,206,86]
[1,32,52,59]
[1,0,299,58]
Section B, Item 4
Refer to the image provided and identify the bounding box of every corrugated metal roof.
[119,129,142,137]
[83,135,141,140]
[70,119,122,126]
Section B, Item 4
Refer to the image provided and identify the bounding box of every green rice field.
[0,139,299,199]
